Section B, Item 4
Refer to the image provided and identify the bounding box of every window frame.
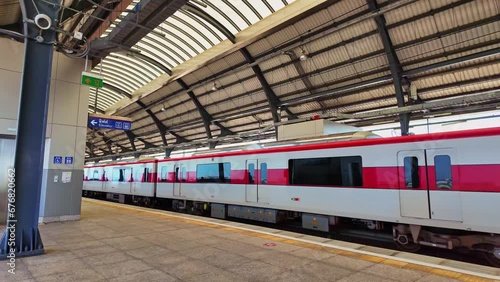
[403,156,420,189]
[260,162,267,184]
[288,156,363,187]
[196,162,231,183]
[434,155,453,189]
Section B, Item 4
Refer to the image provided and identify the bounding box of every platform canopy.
[1,0,499,160]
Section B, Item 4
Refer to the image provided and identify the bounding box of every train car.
[84,159,157,204]
[83,127,500,266]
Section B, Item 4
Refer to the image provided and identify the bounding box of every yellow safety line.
[82,198,500,282]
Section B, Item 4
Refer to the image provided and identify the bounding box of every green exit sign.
[81,72,103,88]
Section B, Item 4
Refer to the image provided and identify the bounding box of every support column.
[0,0,59,258]
[368,0,410,135]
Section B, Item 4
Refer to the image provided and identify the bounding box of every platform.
[1,199,499,282]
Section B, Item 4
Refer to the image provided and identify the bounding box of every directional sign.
[53,156,63,164]
[65,157,74,165]
[88,114,132,131]
[81,71,103,88]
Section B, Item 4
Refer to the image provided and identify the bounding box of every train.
[83,127,500,267]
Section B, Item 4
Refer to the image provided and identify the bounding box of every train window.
[196,163,231,183]
[182,166,187,182]
[248,163,255,184]
[92,170,99,181]
[112,168,127,182]
[143,168,149,182]
[404,157,420,188]
[288,156,362,187]
[435,155,452,189]
[160,166,168,182]
[260,163,267,184]
[175,167,180,182]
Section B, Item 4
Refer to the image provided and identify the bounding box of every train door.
[173,164,185,197]
[245,160,257,203]
[258,160,269,204]
[132,164,150,195]
[397,150,430,219]
[398,149,462,221]
[102,167,109,192]
[426,148,462,221]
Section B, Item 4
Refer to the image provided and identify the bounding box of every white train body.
[84,128,500,253]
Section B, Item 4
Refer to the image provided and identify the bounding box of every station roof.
[1,0,499,160]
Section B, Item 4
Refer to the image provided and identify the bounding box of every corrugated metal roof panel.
[263,64,300,84]
[263,24,300,50]
[308,46,352,71]
[345,34,384,58]
[338,20,377,42]
[293,7,332,36]
[383,0,438,26]
[258,55,289,72]
[272,80,308,98]
[326,0,368,22]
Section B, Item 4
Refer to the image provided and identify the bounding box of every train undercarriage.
[82,191,500,267]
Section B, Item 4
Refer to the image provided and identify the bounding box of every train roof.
[85,127,500,168]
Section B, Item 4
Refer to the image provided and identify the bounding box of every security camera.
[34,14,52,30]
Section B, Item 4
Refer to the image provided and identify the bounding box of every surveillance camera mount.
[34,14,52,30]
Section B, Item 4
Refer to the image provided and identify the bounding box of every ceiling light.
[212,82,218,91]
[423,112,451,118]
[372,120,394,125]
[299,48,308,61]
[161,104,165,111]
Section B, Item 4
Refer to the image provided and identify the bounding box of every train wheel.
[396,241,421,252]
[395,234,421,252]
[482,249,500,268]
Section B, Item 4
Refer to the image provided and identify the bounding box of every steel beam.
[88,0,134,43]
[368,0,409,135]
[240,48,297,122]
[169,131,189,144]
[283,51,329,112]
[137,138,156,149]
[99,83,185,156]
[0,0,60,259]
[120,0,481,118]
[404,47,500,77]
[125,131,141,158]
[136,100,168,147]
[85,142,96,158]
[176,79,234,146]
[99,133,130,153]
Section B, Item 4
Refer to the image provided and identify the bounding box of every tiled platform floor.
[1,199,498,282]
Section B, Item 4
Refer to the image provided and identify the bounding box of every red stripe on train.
[93,165,500,192]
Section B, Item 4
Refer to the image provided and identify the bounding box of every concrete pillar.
[0,38,89,224]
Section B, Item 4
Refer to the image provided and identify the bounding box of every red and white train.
[83,127,500,266]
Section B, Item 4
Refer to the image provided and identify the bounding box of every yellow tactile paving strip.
[83,198,500,282]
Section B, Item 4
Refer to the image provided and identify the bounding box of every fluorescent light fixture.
[423,112,452,118]
[372,120,394,125]
[441,120,467,126]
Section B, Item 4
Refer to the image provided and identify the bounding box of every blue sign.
[88,116,132,131]
[65,157,73,165]
[53,156,63,164]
